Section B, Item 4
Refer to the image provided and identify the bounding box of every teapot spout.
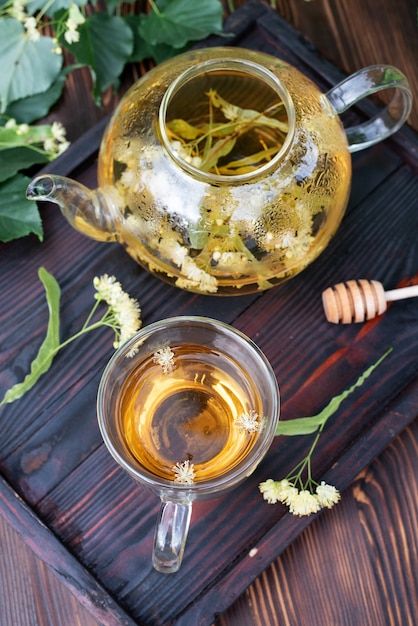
[26,174,119,242]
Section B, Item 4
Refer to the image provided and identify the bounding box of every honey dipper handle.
[385,284,418,302]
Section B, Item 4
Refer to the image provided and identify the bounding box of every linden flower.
[93,275,142,348]
[172,460,195,485]
[259,479,284,504]
[24,16,40,41]
[152,346,175,374]
[42,122,70,157]
[157,237,188,268]
[51,121,67,143]
[259,479,298,505]
[64,23,80,44]
[234,409,261,433]
[288,490,321,517]
[64,3,85,44]
[51,45,63,55]
[176,257,218,294]
[8,0,27,21]
[16,123,29,135]
[316,481,341,508]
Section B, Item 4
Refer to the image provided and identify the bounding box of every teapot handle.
[324,65,412,153]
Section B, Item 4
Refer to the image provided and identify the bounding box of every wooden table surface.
[1,1,417,625]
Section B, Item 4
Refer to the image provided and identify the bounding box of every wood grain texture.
[0,476,137,626]
[267,0,418,131]
[0,515,99,626]
[217,420,418,626]
[1,421,416,626]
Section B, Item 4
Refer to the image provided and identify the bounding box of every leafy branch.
[0,268,142,407]
[275,347,392,436]
[0,0,225,243]
[260,348,392,516]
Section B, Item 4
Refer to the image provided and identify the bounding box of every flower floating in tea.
[172,460,195,485]
[152,346,175,374]
[166,89,288,176]
[234,409,261,433]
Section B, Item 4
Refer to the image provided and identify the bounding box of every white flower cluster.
[64,3,85,44]
[93,274,142,348]
[8,0,27,22]
[44,121,70,157]
[170,140,202,169]
[6,1,85,46]
[234,409,261,433]
[4,119,70,158]
[23,15,40,41]
[156,233,218,294]
[152,346,175,374]
[259,478,340,517]
[172,460,195,485]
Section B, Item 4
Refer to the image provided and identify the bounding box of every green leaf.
[0,173,43,241]
[105,0,135,14]
[275,348,393,436]
[0,147,49,183]
[0,267,61,406]
[141,0,224,49]
[0,20,63,113]
[123,14,150,63]
[167,119,206,140]
[200,137,237,172]
[25,0,87,17]
[0,123,56,149]
[123,14,177,64]
[65,13,133,101]
[5,66,77,124]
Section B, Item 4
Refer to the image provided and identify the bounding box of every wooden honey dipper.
[322,279,418,324]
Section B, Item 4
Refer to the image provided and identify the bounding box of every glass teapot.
[27,47,412,295]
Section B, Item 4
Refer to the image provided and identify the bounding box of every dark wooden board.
[1,2,417,625]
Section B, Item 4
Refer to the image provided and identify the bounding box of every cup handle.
[324,65,412,153]
[152,499,192,574]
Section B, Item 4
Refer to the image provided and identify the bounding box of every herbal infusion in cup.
[97,316,280,573]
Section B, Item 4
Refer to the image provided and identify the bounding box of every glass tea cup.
[97,316,280,573]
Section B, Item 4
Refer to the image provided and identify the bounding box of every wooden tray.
[1,2,417,624]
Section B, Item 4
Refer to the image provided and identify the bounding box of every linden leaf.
[0,267,61,406]
[5,66,77,124]
[25,0,87,17]
[124,14,178,64]
[0,174,43,242]
[275,348,392,436]
[167,119,205,140]
[65,13,133,101]
[141,0,224,49]
[0,147,49,183]
[0,20,62,113]
[199,137,237,172]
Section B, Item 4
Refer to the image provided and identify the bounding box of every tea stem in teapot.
[166,89,288,176]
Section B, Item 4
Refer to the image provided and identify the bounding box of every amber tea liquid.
[119,344,262,482]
